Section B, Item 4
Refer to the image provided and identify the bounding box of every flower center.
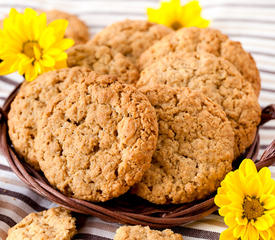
[243,196,265,221]
[171,21,183,30]
[22,41,42,60]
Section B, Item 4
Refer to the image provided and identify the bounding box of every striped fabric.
[0,0,274,239]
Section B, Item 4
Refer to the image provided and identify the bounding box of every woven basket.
[1,83,275,228]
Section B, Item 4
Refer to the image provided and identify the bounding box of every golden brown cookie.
[7,207,76,240]
[67,43,139,84]
[8,67,91,169]
[139,27,261,96]
[44,10,90,45]
[36,72,158,202]
[114,225,183,240]
[137,52,261,158]
[91,19,173,63]
[132,86,235,204]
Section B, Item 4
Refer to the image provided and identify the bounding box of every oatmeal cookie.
[44,10,90,45]
[114,225,183,240]
[91,19,173,63]
[132,85,235,204]
[137,52,261,158]
[8,67,91,169]
[67,43,139,84]
[7,207,76,240]
[36,72,158,202]
[139,27,261,96]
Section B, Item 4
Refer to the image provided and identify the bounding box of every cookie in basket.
[132,85,235,204]
[137,52,261,158]
[67,43,139,84]
[139,27,261,96]
[114,225,183,240]
[8,67,92,170]
[35,72,158,202]
[6,207,76,240]
[91,19,173,64]
[43,9,90,45]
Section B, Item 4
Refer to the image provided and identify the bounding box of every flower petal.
[39,27,56,50]
[259,230,271,240]
[239,159,257,178]
[224,212,237,227]
[244,175,262,196]
[261,195,275,210]
[244,223,259,240]
[41,55,55,67]
[24,64,37,82]
[236,214,248,226]
[254,214,274,231]
[53,38,74,51]
[220,227,237,240]
[146,0,209,29]
[47,19,68,38]
[233,224,246,238]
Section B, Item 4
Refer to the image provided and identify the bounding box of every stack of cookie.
[8,18,261,206]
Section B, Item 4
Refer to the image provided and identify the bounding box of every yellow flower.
[215,159,275,240]
[147,0,210,30]
[0,8,74,81]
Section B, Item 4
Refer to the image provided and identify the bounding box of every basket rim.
[0,83,275,228]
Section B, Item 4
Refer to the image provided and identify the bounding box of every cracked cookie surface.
[137,52,261,158]
[7,207,76,240]
[139,27,260,96]
[67,43,139,84]
[114,225,183,240]
[8,67,92,170]
[132,86,235,204]
[91,19,173,64]
[36,72,158,202]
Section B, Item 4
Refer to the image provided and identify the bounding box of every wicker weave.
[0,84,274,228]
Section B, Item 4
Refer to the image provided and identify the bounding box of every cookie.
[8,67,92,169]
[114,225,183,240]
[132,86,235,204]
[36,72,158,202]
[139,27,261,96]
[91,19,173,63]
[137,52,261,158]
[67,43,139,84]
[7,207,76,240]
[44,10,90,45]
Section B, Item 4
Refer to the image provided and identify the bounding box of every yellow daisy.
[215,159,275,240]
[147,0,210,30]
[0,8,74,81]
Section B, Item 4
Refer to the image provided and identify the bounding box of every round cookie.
[91,19,173,63]
[67,43,139,84]
[7,207,76,240]
[36,72,158,202]
[44,10,90,45]
[139,27,261,96]
[132,86,235,204]
[137,52,261,158]
[114,226,183,240]
[8,67,92,169]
